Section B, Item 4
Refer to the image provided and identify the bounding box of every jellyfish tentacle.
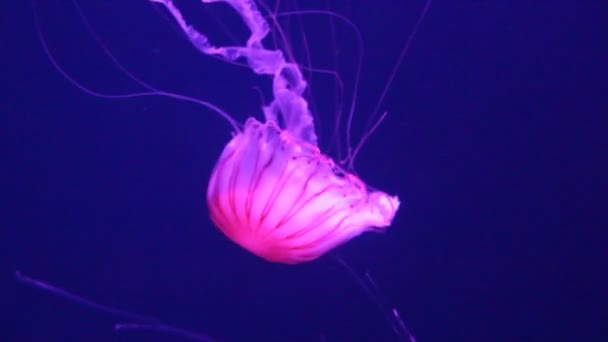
[15,271,218,341]
[149,0,317,145]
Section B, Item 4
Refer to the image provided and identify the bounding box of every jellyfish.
[18,0,432,340]
[148,0,399,264]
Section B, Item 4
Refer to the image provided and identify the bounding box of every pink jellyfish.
[150,0,400,264]
[18,0,433,340]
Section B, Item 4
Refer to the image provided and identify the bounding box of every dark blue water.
[2,1,605,341]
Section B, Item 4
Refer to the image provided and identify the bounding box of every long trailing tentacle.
[15,271,219,341]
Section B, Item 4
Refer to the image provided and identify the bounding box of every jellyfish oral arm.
[149,0,317,145]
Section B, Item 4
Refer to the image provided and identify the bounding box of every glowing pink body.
[208,118,399,263]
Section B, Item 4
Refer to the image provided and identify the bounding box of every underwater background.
[1,1,605,341]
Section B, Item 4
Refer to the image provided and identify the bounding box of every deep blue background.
[2,1,606,341]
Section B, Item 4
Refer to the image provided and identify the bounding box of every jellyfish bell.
[146,0,400,263]
[208,117,400,264]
